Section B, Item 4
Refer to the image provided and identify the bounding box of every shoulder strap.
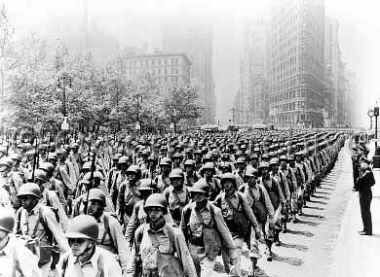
[38,206,54,243]
[61,255,69,277]
[101,214,115,246]
[96,251,105,277]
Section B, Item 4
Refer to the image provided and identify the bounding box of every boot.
[266,241,273,261]
[274,231,281,246]
[249,258,257,277]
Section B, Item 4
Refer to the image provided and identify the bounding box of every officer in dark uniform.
[354,157,376,235]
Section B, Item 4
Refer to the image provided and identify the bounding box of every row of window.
[126,67,185,76]
[126,57,181,68]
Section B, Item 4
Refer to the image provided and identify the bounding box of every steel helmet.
[236,157,247,164]
[279,155,287,162]
[34,169,49,183]
[118,156,130,165]
[47,153,58,162]
[245,167,258,177]
[0,207,15,233]
[287,155,295,162]
[39,162,55,175]
[126,165,142,178]
[184,159,195,167]
[249,153,258,160]
[143,193,168,214]
[81,161,93,171]
[172,152,183,159]
[112,153,122,161]
[83,171,104,181]
[65,215,99,241]
[159,157,172,167]
[87,188,106,206]
[190,179,209,194]
[258,161,270,169]
[269,158,279,166]
[17,183,42,199]
[169,168,184,180]
[202,162,215,171]
[0,157,13,168]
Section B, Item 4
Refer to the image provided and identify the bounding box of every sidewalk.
[328,142,380,277]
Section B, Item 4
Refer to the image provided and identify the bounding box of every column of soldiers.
[0,130,346,277]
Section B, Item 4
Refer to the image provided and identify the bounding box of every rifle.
[32,132,39,181]
[85,135,97,214]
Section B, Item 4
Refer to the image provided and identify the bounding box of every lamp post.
[368,109,374,131]
[57,73,72,131]
[373,104,380,168]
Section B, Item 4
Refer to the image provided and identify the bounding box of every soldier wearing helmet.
[257,161,285,260]
[60,215,122,277]
[16,183,70,274]
[128,193,197,277]
[164,168,191,225]
[214,173,261,276]
[239,167,275,267]
[184,159,200,187]
[181,180,235,277]
[85,188,128,274]
[116,165,141,228]
[109,156,130,208]
[233,156,247,188]
[279,155,298,222]
[0,207,41,276]
[0,157,23,209]
[154,157,172,192]
[200,162,221,201]
[125,178,157,248]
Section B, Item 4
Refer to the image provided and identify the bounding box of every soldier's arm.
[125,204,140,246]
[172,227,198,277]
[239,193,259,229]
[213,206,235,250]
[259,185,275,218]
[42,207,70,253]
[109,216,129,273]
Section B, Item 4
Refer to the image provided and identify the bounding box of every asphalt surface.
[215,141,355,277]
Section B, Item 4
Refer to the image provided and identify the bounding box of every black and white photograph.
[0,0,379,276]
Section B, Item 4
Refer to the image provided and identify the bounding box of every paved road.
[328,142,380,277]
[215,141,355,276]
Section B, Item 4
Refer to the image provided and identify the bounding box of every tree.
[163,85,203,132]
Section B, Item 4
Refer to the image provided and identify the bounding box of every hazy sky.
[2,0,380,126]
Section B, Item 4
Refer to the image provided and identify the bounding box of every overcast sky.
[2,0,380,126]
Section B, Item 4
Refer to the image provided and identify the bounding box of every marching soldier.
[60,214,122,277]
[0,157,23,209]
[128,193,197,277]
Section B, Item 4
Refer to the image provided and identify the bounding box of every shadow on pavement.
[312,195,330,200]
[300,213,326,220]
[272,253,304,266]
[286,228,314,237]
[280,242,309,252]
[308,199,328,205]
[314,190,332,195]
[295,219,320,227]
[304,205,325,211]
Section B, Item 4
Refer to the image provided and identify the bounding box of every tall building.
[269,0,325,128]
[235,19,269,125]
[324,17,352,128]
[125,53,191,88]
[161,16,216,124]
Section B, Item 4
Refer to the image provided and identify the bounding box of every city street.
[213,140,379,277]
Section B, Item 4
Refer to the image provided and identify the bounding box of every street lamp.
[57,73,72,131]
[373,103,380,168]
[367,109,374,131]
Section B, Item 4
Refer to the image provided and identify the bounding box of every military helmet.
[190,179,209,194]
[47,153,58,162]
[126,165,142,178]
[65,215,99,241]
[17,183,42,199]
[143,193,168,213]
[279,155,287,162]
[258,161,270,169]
[34,169,49,183]
[220,173,236,187]
[10,154,22,162]
[118,156,130,165]
[249,153,258,160]
[0,208,15,233]
[236,156,247,164]
[169,168,184,179]
[202,162,215,171]
[112,153,122,161]
[245,167,259,177]
[0,157,13,168]
[83,171,104,181]
[269,158,279,166]
[39,162,55,175]
[172,152,183,159]
[159,157,172,167]
[184,159,195,167]
[87,188,106,206]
